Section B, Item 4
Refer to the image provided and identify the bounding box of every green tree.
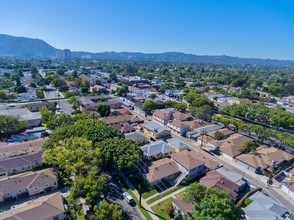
[149,93,157,99]
[189,194,245,220]
[175,101,187,112]
[56,68,65,76]
[43,116,124,150]
[36,89,45,99]
[91,200,122,220]
[40,106,56,129]
[97,104,111,117]
[183,183,245,220]
[193,105,214,120]
[69,96,81,110]
[241,141,259,153]
[0,115,27,137]
[142,100,159,113]
[0,90,7,100]
[117,85,129,97]
[214,131,224,140]
[95,138,141,170]
[51,78,67,88]
[109,72,117,81]
[30,66,38,74]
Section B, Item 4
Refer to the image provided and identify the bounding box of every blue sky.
[0,0,293,60]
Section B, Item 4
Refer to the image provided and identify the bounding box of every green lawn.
[129,176,157,199]
[151,197,173,220]
[146,186,184,205]
[127,190,153,220]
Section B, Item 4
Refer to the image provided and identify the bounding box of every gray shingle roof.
[144,122,169,134]
[141,140,175,157]
[166,138,188,150]
[243,191,288,220]
[125,132,147,142]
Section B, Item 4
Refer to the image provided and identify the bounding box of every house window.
[54,182,57,186]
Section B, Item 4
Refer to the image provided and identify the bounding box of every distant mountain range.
[1,34,294,67]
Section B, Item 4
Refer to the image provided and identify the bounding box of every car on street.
[122,192,134,204]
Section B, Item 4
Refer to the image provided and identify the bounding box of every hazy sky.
[0,0,293,60]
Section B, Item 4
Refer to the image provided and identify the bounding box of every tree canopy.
[91,200,122,220]
[97,104,111,117]
[183,183,245,220]
[0,115,27,137]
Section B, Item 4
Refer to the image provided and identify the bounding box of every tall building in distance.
[55,49,71,63]
[63,49,71,63]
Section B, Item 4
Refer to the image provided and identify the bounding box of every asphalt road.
[103,174,144,220]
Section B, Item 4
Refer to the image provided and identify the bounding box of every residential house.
[172,111,194,122]
[0,138,46,159]
[243,191,289,220]
[186,124,223,139]
[143,122,171,140]
[198,128,234,146]
[111,123,136,134]
[25,102,55,111]
[183,119,210,131]
[166,138,188,152]
[235,146,294,173]
[125,132,148,145]
[101,115,133,125]
[141,140,175,160]
[207,128,234,139]
[171,149,219,180]
[0,169,58,202]
[215,166,247,191]
[226,97,252,105]
[145,158,181,186]
[0,192,65,220]
[200,170,240,201]
[78,95,120,112]
[109,83,122,91]
[277,167,294,199]
[167,119,190,136]
[89,85,106,93]
[208,133,254,160]
[173,196,194,219]
[0,151,43,176]
[152,109,174,125]
[0,107,41,128]
[111,108,131,116]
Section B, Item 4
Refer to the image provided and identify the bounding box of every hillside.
[1,34,294,67]
[0,34,58,57]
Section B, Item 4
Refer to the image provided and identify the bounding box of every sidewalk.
[120,172,160,220]
[148,187,186,207]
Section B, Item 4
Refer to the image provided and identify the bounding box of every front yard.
[128,176,157,199]
[151,197,174,220]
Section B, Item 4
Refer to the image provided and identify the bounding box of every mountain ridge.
[1,34,294,67]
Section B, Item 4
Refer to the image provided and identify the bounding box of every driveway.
[103,174,144,220]
[58,101,74,115]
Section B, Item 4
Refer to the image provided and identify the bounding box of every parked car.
[123,192,134,204]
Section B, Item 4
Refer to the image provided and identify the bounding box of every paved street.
[104,174,145,220]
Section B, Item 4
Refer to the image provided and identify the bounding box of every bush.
[162,200,173,216]
[244,198,252,206]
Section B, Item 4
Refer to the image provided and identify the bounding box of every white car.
[122,192,134,204]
